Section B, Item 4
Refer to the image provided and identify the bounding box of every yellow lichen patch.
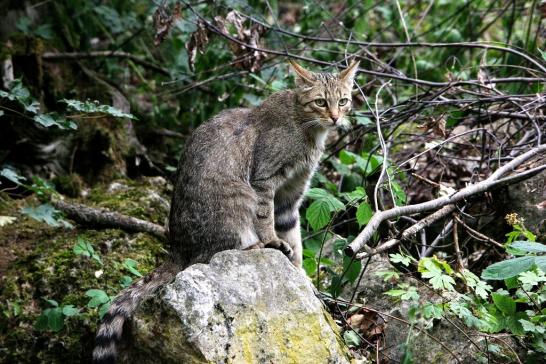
[233,310,350,363]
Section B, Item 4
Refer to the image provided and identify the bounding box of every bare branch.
[345,145,546,257]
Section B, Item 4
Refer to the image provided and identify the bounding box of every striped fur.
[92,263,177,363]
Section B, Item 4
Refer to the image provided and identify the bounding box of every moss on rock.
[0,178,168,363]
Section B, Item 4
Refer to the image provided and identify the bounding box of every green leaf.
[48,307,64,332]
[21,204,72,228]
[375,270,400,282]
[62,305,80,317]
[534,256,546,271]
[85,289,110,308]
[510,241,546,254]
[423,303,444,319]
[390,253,413,266]
[62,99,136,119]
[123,258,142,277]
[342,187,366,204]
[343,256,362,283]
[306,200,331,231]
[384,289,406,297]
[34,312,49,331]
[45,299,58,307]
[492,293,516,315]
[481,257,536,280]
[339,149,357,165]
[33,113,77,130]
[99,302,111,319]
[302,258,317,276]
[518,270,545,286]
[73,238,91,257]
[120,275,133,288]
[354,115,373,126]
[343,330,362,347]
[356,202,373,226]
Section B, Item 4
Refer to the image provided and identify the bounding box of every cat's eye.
[338,98,349,106]
[314,99,327,107]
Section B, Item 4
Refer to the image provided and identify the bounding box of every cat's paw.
[264,239,293,259]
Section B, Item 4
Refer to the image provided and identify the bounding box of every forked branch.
[345,145,546,258]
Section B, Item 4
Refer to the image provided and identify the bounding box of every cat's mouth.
[318,118,350,131]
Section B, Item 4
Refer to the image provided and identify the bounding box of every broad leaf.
[510,241,546,254]
[492,293,516,315]
[356,202,373,226]
[481,257,535,280]
[306,200,331,231]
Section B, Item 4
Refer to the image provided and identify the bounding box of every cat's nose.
[330,115,339,123]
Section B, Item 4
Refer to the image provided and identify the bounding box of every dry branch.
[345,145,546,258]
[52,199,167,240]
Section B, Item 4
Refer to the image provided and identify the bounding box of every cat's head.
[290,60,359,130]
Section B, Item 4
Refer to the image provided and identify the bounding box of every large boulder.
[124,249,351,363]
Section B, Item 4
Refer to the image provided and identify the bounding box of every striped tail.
[92,263,177,364]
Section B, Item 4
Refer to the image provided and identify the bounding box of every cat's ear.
[289,60,316,87]
[339,59,360,85]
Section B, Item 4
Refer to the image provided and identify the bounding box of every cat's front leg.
[251,180,294,260]
[275,208,302,267]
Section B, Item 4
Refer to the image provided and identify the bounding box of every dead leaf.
[214,10,267,72]
[153,1,182,46]
[186,20,209,72]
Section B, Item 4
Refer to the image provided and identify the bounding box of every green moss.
[0,179,168,363]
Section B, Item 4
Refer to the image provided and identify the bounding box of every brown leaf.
[186,20,209,72]
[153,1,182,46]
[213,10,267,72]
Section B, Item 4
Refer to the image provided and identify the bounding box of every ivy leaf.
[481,257,536,280]
[62,99,136,119]
[33,113,77,130]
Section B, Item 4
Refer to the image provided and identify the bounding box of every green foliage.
[62,99,136,119]
[0,80,76,129]
[34,299,80,332]
[305,188,345,231]
[21,203,72,228]
[343,330,362,347]
[73,237,103,265]
[123,258,143,277]
[482,241,546,280]
[85,289,112,319]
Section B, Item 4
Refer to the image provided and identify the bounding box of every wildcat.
[92,59,359,363]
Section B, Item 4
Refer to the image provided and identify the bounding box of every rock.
[505,169,546,232]
[125,249,351,364]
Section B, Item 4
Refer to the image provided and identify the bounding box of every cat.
[92,59,359,364]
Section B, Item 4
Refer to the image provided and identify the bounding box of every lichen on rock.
[126,249,351,364]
